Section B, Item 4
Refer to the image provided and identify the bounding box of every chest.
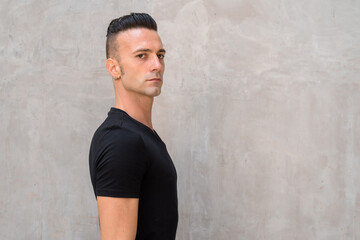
[143,135,177,181]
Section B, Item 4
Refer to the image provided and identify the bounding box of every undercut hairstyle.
[106,13,158,59]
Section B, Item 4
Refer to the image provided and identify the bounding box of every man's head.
[105,13,165,97]
[106,13,157,60]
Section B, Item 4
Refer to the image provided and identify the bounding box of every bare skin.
[97,197,139,240]
[97,28,166,240]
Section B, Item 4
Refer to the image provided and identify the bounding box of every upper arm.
[97,196,139,240]
[92,130,148,239]
[94,130,148,198]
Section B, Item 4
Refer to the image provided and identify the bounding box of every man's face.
[115,28,165,97]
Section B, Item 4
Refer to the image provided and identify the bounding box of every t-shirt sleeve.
[94,129,148,198]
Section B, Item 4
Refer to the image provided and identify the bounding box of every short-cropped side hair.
[106,13,158,59]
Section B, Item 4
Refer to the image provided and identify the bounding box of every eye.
[136,54,146,59]
[157,54,165,59]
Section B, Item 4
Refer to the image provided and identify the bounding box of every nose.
[150,54,162,72]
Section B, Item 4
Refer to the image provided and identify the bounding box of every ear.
[106,58,121,80]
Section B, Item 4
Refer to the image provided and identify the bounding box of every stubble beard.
[144,87,161,97]
[119,65,162,98]
[120,65,125,76]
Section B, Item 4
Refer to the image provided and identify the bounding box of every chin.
[145,88,162,97]
[152,90,161,97]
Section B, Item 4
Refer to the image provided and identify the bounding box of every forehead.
[116,28,163,52]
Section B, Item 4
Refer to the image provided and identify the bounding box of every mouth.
[147,77,162,82]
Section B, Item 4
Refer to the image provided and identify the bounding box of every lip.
[147,78,162,82]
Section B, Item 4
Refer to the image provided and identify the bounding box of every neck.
[114,88,155,131]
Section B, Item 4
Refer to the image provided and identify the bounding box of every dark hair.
[106,13,158,59]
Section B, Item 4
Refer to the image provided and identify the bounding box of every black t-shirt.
[89,107,178,240]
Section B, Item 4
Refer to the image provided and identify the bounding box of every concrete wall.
[0,0,359,239]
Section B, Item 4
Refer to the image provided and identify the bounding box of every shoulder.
[90,117,146,157]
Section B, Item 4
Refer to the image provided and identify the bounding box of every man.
[89,13,178,240]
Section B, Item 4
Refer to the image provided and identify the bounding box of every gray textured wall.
[0,0,359,239]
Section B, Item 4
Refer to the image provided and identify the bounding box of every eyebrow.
[133,48,166,54]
